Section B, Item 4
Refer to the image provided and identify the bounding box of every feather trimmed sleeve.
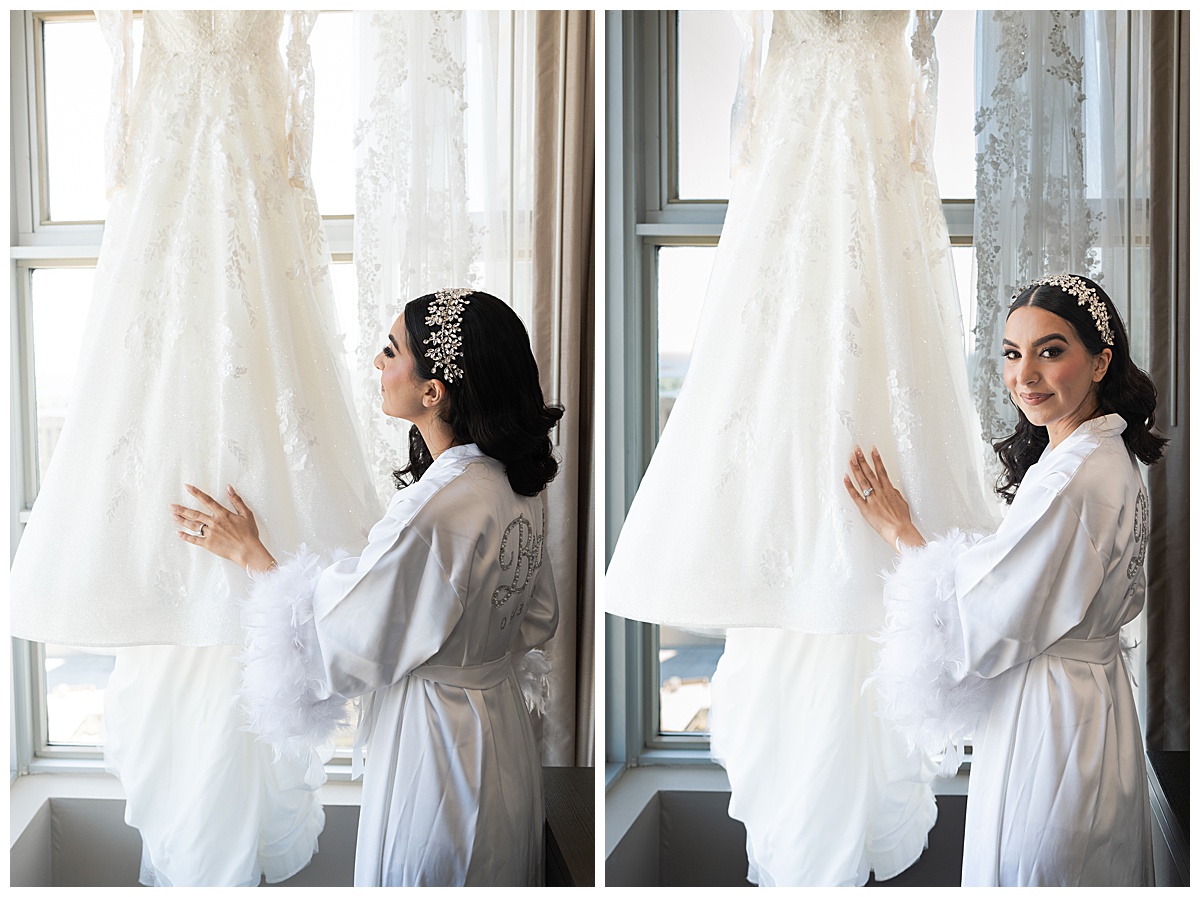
[872,528,996,776]
[240,546,349,761]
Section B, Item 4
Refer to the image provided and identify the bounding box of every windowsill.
[604,764,731,858]
[604,761,970,858]
[10,769,364,850]
[635,747,722,766]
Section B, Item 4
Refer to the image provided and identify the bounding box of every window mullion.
[10,640,39,775]
[661,9,678,208]
[13,262,39,518]
[11,12,39,240]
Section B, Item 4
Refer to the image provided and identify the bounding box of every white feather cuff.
[872,529,996,776]
[240,546,348,761]
[514,648,552,716]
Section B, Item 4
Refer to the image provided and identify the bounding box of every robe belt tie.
[351,655,515,778]
[409,654,514,690]
[1041,634,1120,665]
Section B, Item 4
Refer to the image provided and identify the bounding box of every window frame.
[8,9,360,776]
[608,10,1155,784]
[606,10,986,778]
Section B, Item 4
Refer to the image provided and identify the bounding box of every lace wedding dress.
[9,10,379,885]
[605,11,997,886]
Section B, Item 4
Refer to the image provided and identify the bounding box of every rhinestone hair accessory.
[1011,274,1115,347]
[423,288,474,382]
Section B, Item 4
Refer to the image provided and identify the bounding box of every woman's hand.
[171,484,277,573]
[843,445,926,552]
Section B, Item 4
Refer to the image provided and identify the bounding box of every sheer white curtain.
[351,11,590,766]
[971,11,1123,473]
[464,12,537,328]
[352,11,536,493]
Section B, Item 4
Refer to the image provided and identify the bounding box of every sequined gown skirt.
[9,11,379,887]
[11,10,379,648]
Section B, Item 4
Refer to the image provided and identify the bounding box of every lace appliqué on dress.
[760,548,794,589]
[154,568,187,609]
[888,369,921,452]
[105,422,147,520]
[277,390,317,471]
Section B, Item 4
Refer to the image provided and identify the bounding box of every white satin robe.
[883,414,1153,886]
[247,444,558,886]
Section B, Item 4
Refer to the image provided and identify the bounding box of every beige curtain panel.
[531,9,596,767]
[1145,9,1189,752]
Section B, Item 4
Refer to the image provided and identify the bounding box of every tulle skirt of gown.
[711,629,937,887]
[105,645,330,886]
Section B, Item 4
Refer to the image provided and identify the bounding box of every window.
[608,11,982,756]
[605,10,1152,772]
[9,9,358,766]
[12,9,541,775]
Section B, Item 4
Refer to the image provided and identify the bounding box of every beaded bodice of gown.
[145,10,280,55]
[8,9,379,648]
[134,12,294,135]
[772,9,909,48]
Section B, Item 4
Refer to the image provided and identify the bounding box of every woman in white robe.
[172,290,563,886]
[846,275,1165,886]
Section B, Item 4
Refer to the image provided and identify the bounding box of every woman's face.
[1003,305,1112,447]
[374,314,427,421]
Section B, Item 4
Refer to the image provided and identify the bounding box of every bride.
[173,290,563,886]
[856,275,1161,886]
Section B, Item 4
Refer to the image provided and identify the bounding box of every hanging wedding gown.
[9,10,379,886]
[605,10,997,886]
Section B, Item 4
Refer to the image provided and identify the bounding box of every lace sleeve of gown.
[240,546,350,763]
[96,10,133,198]
[871,528,996,777]
[284,10,318,187]
[729,11,769,177]
[908,10,941,172]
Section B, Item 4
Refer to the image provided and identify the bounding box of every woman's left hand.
[843,445,926,551]
[171,484,277,573]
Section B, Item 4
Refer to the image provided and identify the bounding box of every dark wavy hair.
[993,274,1167,503]
[392,290,564,496]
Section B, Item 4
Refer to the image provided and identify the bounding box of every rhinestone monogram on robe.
[492,508,546,629]
[1127,490,1149,580]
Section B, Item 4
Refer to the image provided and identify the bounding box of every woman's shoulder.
[385,445,524,532]
[1020,415,1140,526]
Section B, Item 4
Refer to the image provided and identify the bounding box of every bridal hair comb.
[423,288,474,382]
[1011,274,1115,347]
